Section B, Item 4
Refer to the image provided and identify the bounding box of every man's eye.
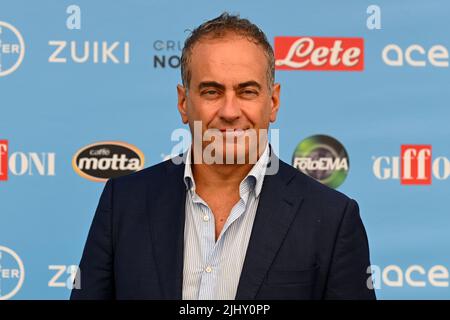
[202,90,219,96]
[241,90,258,96]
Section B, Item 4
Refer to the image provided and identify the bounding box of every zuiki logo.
[0,140,56,181]
[48,41,130,64]
[0,246,25,300]
[275,36,364,71]
[292,135,349,188]
[0,21,25,77]
[372,145,449,184]
[72,141,145,182]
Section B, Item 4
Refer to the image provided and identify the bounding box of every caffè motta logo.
[73,141,145,182]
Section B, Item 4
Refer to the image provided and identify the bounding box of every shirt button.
[203,215,210,222]
[205,266,212,273]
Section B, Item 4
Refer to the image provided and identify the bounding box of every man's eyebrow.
[198,81,262,91]
[198,81,225,91]
[235,81,262,90]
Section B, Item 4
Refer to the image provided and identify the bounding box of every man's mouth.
[217,128,251,132]
[218,128,250,138]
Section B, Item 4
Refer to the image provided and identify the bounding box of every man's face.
[177,33,280,164]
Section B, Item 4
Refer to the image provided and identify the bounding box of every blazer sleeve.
[324,199,376,300]
[70,179,115,300]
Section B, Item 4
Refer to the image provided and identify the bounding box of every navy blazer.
[70,154,376,300]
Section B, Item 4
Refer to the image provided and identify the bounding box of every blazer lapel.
[146,154,305,300]
[235,159,305,299]
[147,158,186,299]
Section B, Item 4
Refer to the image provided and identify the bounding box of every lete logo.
[275,36,364,71]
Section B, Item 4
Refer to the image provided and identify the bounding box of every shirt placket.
[190,192,218,299]
[195,181,253,299]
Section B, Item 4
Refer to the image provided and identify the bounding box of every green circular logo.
[292,135,349,189]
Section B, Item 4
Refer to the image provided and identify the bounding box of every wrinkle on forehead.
[189,35,268,88]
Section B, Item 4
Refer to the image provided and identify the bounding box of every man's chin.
[209,145,259,165]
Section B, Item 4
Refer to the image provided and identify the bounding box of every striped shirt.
[182,143,270,300]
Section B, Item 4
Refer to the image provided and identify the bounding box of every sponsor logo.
[292,135,349,188]
[0,246,25,300]
[275,36,364,71]
[368,265,449,289]
[372,145,449,184]
[0,140,56,181]
[0,140,7,181]
[48,41,130,64]
[152,39,182,68]
[0,21,25,77]
[48,265,80,289]
[382,43,448,67]
[72,141,145,182]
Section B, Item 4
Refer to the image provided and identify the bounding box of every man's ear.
[177,84,189,124]
[269,83,281,123]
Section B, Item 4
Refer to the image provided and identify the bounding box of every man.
[71,13,375,300]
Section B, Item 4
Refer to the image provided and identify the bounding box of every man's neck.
[192,162,254,192]
[189,143,268,192]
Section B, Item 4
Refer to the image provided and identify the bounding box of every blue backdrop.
[1,0,449,299]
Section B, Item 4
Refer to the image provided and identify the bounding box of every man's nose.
[217,92,241,122]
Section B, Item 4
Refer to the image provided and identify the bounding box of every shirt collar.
[183,142,270,198]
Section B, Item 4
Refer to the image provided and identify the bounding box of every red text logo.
[401,145,432,185]
[274,36,364,71]
[0,140,8,181]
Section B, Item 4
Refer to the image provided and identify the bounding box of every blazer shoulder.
[110,157,182,190]
[277,160,357,230]
[279,159,352,206]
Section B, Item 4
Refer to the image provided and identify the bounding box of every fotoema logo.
[72,141,145,182]
[0,245,25,300]
[292,135,349,189]
[274,36,364,71]
[0,21,25,77]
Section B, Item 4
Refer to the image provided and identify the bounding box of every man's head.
[177,12,280,164]
[180,13,275,91]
